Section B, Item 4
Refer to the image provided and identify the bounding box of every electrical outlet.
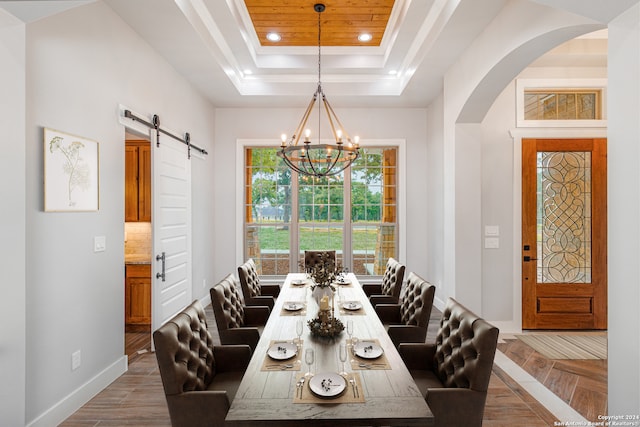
[203,279,207,289]
[71,350,81,370]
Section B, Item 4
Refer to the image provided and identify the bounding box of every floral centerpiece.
[307,316,344,339]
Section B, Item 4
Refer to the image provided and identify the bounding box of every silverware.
[349,377,356,398]
[358,362,386,369]
[298,377,306,399]
[267,363,293,370]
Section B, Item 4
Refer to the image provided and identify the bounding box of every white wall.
[24,2,216,425]
[426,95,446,307]
[212,107,429,285]
[0,9,26,427]
[608,3,640,413]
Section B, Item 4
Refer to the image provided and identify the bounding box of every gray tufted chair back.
[153,300,215,395]
[304,250,336,271]
[381,258,406,299]
[433,298,499,391]
[238,258,261,298]
[398,272,435,327]
[210,274,246,331]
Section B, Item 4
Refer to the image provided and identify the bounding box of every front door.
[522,138,607,329]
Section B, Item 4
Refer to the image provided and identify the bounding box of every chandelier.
[277,3,360,177]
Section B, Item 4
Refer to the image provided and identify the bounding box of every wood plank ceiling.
[244,0,395,47]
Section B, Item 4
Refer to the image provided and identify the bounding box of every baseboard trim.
[27,355,128,427]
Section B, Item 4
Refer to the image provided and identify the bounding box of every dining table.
[224,272,434,426]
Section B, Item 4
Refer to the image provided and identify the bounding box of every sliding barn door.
[522,138,607,329]
[151,131,192,332]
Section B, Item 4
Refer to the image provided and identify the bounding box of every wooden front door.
[522,138,607,329]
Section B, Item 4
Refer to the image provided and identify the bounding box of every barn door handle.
[523,256,538,262]
[156,252,166,281]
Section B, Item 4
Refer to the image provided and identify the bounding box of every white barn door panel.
[152,131,192,331]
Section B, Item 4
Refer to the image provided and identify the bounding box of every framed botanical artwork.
[44,128,99,212]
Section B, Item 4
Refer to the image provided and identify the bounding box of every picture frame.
[44,128,99,212]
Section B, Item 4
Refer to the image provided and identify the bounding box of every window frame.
[236,139,406,282]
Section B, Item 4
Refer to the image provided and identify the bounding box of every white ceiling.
[2,0,629,108]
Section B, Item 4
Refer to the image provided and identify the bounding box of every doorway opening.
[124,130,152,361]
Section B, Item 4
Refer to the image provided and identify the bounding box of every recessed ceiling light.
[266,32,281,42]
[358,33,372,42]
[388,70,397,75]
[244,69,253,75]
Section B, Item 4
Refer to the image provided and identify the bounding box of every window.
[516,79,606,128]
[243,145,399,277]
[524,90,601,120]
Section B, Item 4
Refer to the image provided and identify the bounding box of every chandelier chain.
[276,3,360,177]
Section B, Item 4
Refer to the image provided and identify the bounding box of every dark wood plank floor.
[498,336,607,421]
[61,304,603,426]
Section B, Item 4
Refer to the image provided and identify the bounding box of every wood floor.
[498,336,607,421]
[61,304,606,426]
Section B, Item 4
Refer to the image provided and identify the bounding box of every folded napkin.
[293,372,365,403]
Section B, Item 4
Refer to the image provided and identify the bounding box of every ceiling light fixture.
[277,3,360,177]
[358,33,372,42]
[266,32,281,42]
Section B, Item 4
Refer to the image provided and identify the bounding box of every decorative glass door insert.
[537,151,591,284]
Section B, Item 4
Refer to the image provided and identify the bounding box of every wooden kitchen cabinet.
[125,141,151,222]
[125,264,151,331]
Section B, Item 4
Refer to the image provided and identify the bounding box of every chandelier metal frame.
[277,3,360,177]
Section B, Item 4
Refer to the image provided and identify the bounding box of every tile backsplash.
[124,222,151,262]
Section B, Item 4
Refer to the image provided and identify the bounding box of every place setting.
[333,273,351,286]
[289,277,310,287]
[280,300,307,316]
[348,338,391,370]
[261,339,303,371]
[293,348,365,404]
[339,300,365,316]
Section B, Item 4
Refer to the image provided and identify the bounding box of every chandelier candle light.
[277,3,361,177]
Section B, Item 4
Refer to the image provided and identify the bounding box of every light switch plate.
[485,225,500,236]
[484,237,500,249]
[94,236,106,252]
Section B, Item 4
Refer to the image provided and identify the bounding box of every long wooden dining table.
[225,273,433,426]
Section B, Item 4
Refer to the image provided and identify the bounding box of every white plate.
[284,302,304,311]
[342,301,362,311]
[267,342,297,360]
[335,278,351,285]
[308,372,347,398]
[291,279,307,286]
[353,341,383,359]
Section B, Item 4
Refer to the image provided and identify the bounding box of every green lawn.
[256,225,379,250]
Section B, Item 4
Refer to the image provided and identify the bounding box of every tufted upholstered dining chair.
[398,297,499,427]
[209,273,270,351]
[375,272,435,347]
[363,257,406,306]
[153,300,252,427]
[237,258,280,310]
[304,250,336,271]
